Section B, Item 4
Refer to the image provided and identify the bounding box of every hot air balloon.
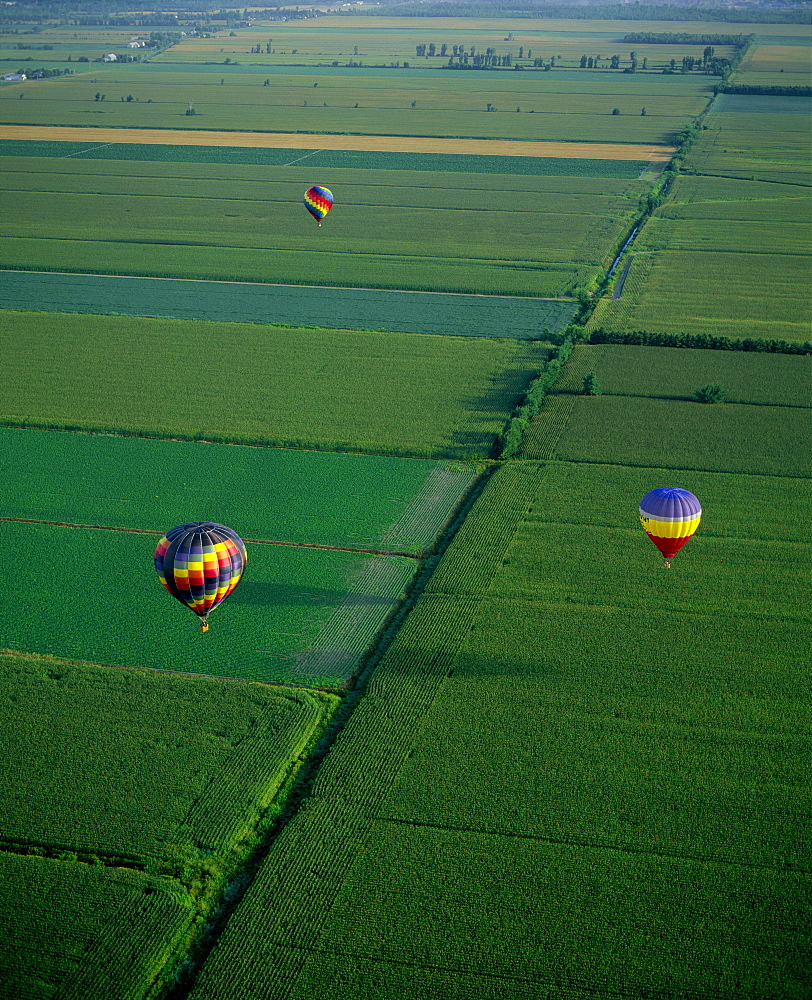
[303,185,333,226]
[639,487,701,568]
[154,522,247,631]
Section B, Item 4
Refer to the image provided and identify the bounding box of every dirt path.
[0,124,675,161]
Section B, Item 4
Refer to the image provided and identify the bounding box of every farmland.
[0,652,336,858]
[552,343,812,405]
[588,96,812,343]
[0,149,649,296]
[0,428,477,552]
[1,852,196,1000]
[0,310,545,456]
[188,461,812,1000]
[0,270,578,337]
[1,10,810,1000]
[0,427,479,684]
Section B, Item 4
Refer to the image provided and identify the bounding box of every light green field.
[0,522,416,686]
[590,163,812,343]
[0,428,477,554]
[0,310,545,457]
[0,154,644,295]
[590,248,811,343]
[685,109,811,186]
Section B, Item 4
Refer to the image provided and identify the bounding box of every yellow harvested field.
[0,125,675,162]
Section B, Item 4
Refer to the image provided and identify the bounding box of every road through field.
[0,125,675,161]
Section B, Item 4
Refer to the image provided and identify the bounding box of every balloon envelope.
[154,522,247,620]
[303,185,333,223]
[639,487,701,560]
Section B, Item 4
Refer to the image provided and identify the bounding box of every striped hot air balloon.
[154,522,247,631]
[303,185,333,226]
[638,488,701,568]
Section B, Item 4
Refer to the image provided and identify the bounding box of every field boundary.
[0,517,420,560]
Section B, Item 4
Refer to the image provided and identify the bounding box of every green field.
[0,269,577,338]
[0,310,545,457]
[589,248,812,343]
[521,393,811,475]
[188,461,812,1000]
[0,522,416,685]
[553,343,812,405]
[0,428,477,552]
[0,852,196,1000]
[0,652,335,858]
[2,13,810,1000]
[589,168,812,344]
[0,154,646,296]
[0,139,653,177]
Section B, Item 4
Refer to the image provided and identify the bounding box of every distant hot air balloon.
[154,522,247,631]
[638,487,701,568]
[303,185,333,226]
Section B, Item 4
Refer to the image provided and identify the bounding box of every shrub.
[583,372,601,395]
[695,383,726,404]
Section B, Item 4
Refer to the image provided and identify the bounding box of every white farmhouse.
[103,53,117,62]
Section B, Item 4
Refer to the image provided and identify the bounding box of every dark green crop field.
[0,269,577,338]
[0,851,196,1000]
[553,343,812,406]
[0,522,416,685]
[0,653,336,858]
[0,138,651,177]
[188,460,812,1000]
[523,394,811,476]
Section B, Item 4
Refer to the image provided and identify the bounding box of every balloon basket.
[664,559,671,569]
[200,621,209,633]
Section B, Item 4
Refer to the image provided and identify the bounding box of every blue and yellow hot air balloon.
[303,185,333,226]
[639,488,701,568]
[154,522,247,631]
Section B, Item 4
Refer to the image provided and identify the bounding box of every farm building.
[2,73,26,81]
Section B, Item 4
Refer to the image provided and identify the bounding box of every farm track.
[0,125,675,161]
[0,517,420,560]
